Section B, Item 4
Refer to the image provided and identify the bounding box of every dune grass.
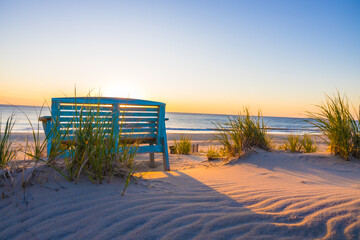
[174,136,191,154]
[301,134,317,153]
[60,97,139,184]
[66,102,114,182]
[281,134,302,152]
[281,134,317,153]
[206,146,220,160]
[308,92,359,160]
[214,108,271,157]
[21,104,70,181]
[23,104,50,162]
[0,115,17,168]
[20,94,139,189]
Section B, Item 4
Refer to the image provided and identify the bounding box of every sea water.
[166,112,318,134]
[0,105,318,134]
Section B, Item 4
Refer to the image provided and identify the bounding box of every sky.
[0,0,359,117]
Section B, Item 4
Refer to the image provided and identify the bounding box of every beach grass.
[0,115,17,167]
[20,104,70,181]
[301,134,317,153]
[23,104,49,162]
[47,117,71,163]
[214,108,271,156]
[308,92,359,160]
[17,93,140,188]
[62,96,139,184]
[206,146,221,160]
[281,134,302,152]
[281,134,317,153]
[66,101,114,182]
[174,135,191,154]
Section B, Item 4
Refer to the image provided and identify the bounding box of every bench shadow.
[118,169,328,240]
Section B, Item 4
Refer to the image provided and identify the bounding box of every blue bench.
[39,97,170,171]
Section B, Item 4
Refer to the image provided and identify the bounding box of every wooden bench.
[39,97,170,171]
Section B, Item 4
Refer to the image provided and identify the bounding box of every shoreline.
[9,131,329,155]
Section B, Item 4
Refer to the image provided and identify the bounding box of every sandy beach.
[1,132,359,239]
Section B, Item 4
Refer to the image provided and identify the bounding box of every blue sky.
[0,0,359,116]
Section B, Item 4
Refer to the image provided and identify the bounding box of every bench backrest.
[51,97,166,145]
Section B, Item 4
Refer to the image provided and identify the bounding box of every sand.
[1,133,359,239]
[10,131,328,148]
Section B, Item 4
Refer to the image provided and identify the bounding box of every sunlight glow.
[102,83,144,99]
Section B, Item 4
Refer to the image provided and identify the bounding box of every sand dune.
[1,150,360,239]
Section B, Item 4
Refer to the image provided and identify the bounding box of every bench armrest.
[39,116,52,136]
[39,116,52,122]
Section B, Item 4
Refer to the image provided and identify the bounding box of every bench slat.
[60,129,157,135]
[60,105,113,111]
[59,122,158,129]
[59,111,113,117]
[59,117,112,122]
[121,118,158,122]
[119,107,158,112]
[59,117,159,123]
[120,133,157,139]
[122,123,157,128]
[120,128,157,133]
[121,112,158,117]
[59,129,114,135]
[136,145,162,153]
[60,123,114,129]
[59,111,158,117]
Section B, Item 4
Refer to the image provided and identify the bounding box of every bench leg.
[47,139,52,161]
[149,152,155,168]
[161,138,170,171]
[43,119,52,161]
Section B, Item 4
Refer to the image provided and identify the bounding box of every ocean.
[0,105,318,134]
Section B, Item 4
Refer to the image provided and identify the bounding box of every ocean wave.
[166,127,320,133]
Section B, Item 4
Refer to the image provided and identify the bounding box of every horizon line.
[0,103,311,119]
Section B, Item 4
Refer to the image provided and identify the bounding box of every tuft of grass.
[174,136,191,154]
[281,134,302,152]
[22,104,70,180]
[281,134,317,153]
[214,108,271,157]
[307,92,360,160]
[2,91,141,196]
[58,95,140,185]
[64,99,115,183]
[22,92,140,191]
[215,116,242,157]
[350,106,360,158]
[0,115,17,168]
[301,134,317,153]
[47,118,71,164]
[206,146,220,160]
[24,104,49,162]
[121,145,139,196]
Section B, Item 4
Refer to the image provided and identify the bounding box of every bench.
[39,97,170,171]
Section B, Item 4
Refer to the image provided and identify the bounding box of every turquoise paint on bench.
[39,97,170,171]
